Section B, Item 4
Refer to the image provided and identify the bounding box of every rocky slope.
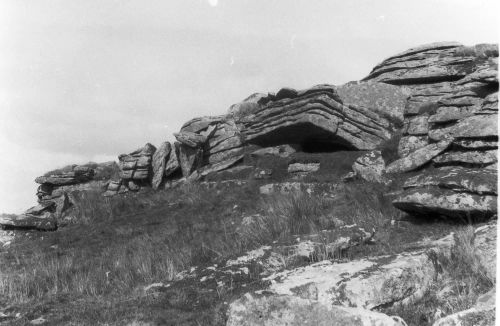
[0,41,497,326]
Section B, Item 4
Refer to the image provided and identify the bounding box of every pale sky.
[0,0,498,213]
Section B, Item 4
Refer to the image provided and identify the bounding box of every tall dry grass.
[0,182,260,303]
[0,235,184,302]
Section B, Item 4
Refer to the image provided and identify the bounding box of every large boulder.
[151,142,171,190]
[351,150,390,184]
[393,167,497,220]
[179,116,244,165]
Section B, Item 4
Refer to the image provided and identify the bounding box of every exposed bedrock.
[240,87,393,151]
[362,42,498,220]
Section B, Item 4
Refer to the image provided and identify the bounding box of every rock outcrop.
[364,42,498,219]
[118,143,156,182]
[241,86,392,151]
[5,41,497,229]
[2,161,119,230]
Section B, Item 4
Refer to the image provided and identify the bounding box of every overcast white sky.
[0,0,498,213]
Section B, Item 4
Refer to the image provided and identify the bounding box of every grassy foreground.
[0,173,489,325]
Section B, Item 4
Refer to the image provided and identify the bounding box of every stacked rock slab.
[240,85,392,150]
[363,42,498,220]
[117,143,156,191]
[1,162,120,230]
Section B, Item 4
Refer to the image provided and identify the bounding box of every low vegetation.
[383,225,494,326]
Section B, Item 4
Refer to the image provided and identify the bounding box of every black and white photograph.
[0,1,498,325]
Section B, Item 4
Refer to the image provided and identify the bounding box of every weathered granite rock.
[393,188,497,220]
[35,165,95,186]
[227,93,267,119]
[179,116,244,165]
[351,150,389,184]
[394,166,497,223]
[398,135,429,157]
[406,115,429,135]
[25,201,55,215]
[429,114,498,142]
[287,162,320,175]
[259,182,341,196]
[363,42,497,85]
[428,106,478,124]
[251,144,297,158]
[227,293,407,326]
[433,149,497,166]
[275,87,298,101]
[174,131,208,148]
[256,232,455,312]
[0,212,57,231]
[151,142,171,190]
[197,154,244,178]
[453,139,497,150]
[178,144,203,177]
[118,143,156,182]
[164,142,180,177]
[336,81,410,125]
[241,88,392,151]
[386,138,452,173]
[403,167,497,195]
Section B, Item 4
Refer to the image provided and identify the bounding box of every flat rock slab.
[251,144,297,158]
[403,167,497,195]
[386,139,452,173]
[287,162,320,175]
[227,293,407,326]
[393,188,497,220]
[433,150,497,166]
[259,182,341,196]
[0,213,57,231]
[263,249,439,310]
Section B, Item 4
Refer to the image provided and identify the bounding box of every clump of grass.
[384,225,494,326]
[238,181,401,252]
[237,192,336,247]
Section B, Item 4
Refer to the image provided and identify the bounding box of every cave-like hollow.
[247,123,357,153]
